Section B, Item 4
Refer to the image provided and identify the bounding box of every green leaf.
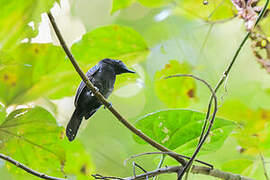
[71,25,149,66]
[111,0,135,14]
[0,0,57,49]
[0,106,94,179]
[0,107,64,176]
[137,0,174,8]
[175,0,235,21]
[155,60,196,108]
[0,43,78,105]
[134,109,235,155]
[219,100,270,154]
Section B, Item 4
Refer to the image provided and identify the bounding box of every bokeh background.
[1,0,270,179]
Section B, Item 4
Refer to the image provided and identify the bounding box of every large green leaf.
[0,0,57,49]
[111,0,135,14]
[0,106,94,179]
[137,0,174,8]
[0,43,78,106]
[134,109,235,155]
[155,60,196,108]
[219,100,270,155]
[71,25,149,66]
[175,0,235,21]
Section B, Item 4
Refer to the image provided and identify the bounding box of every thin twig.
[47,11,186,165]
[93,165,254,180]
[92,174,124,180]
[164,75,217,180]
[0,153,65,180]
[187,0,270,178]
[124,152,213,168]
[260,153,270,180]
[199,0,270,146]
[198,0,270,146]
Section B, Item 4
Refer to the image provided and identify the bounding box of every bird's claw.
[94,86,99,92]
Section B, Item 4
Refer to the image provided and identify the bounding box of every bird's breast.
[92,71,116,98]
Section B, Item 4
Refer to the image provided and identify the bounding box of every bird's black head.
[100,58,135,75]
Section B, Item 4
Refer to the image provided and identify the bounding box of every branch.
[46,12,186,165]
[93,165,254,180]
[260,154,269,180]
[200,0,270,144]
[0,153,65,180]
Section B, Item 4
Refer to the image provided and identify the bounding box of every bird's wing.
[74,65,100,107]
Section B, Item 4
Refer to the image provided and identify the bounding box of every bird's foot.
[104,102,112,109]
[90,87,99,96]
[94,86,99,92]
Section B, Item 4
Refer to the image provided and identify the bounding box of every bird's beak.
[123,67,136,73]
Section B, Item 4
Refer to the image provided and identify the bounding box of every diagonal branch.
[47,11,186,165]
[0,153,65,180]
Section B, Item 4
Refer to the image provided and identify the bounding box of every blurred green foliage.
[0,0,58,49]
[0,106,94,179]
[0,0,270,180]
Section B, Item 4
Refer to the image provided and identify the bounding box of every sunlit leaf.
[0,106,94,179]
[63,141,95,179]
[219,100,270,154]
[155,60,196,108]
[0,107,64,176]
[134,109,235,155]
[0,0,57,49]
[71,25,149,66]
[111,0,135,14]
[137,0,174,8]
[0,43,78,106]
[175,0,235,21]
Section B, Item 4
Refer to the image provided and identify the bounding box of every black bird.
[66,58,135,141]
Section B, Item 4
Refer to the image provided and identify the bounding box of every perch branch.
[93,165,253,180]
[0,153,65,180]
[47,11,186,165]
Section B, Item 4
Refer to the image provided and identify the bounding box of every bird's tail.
[66,108,83,141]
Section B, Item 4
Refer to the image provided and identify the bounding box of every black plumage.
[66,58,135,141]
